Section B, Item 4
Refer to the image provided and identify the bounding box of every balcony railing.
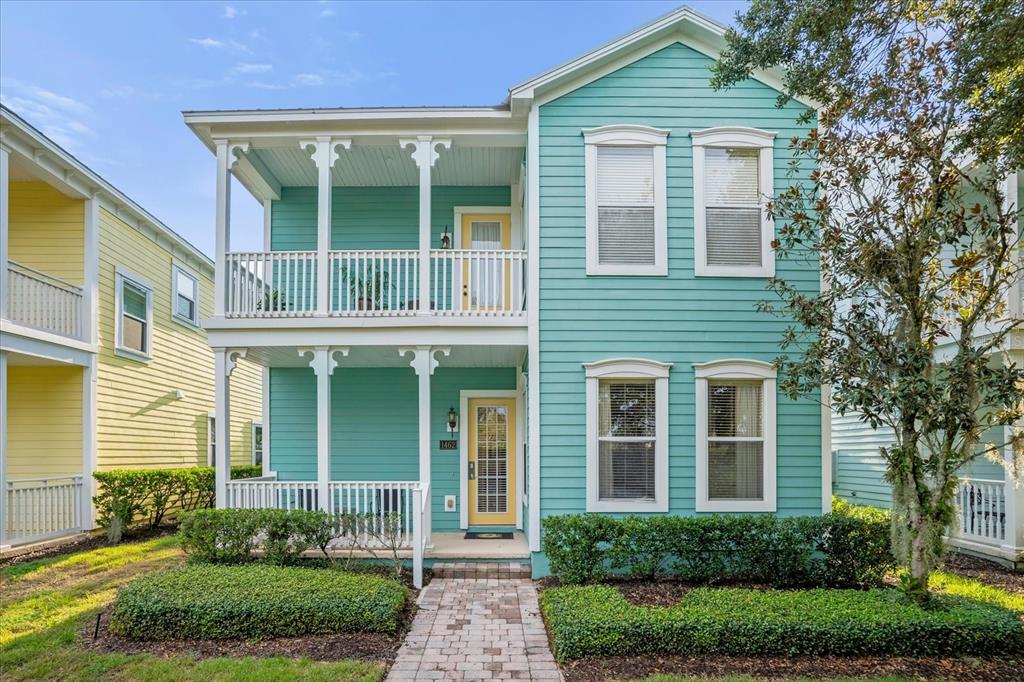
[224,249,526,319]
[954,477,1006,546]
[5,475,84,545]
[5,260,85,339]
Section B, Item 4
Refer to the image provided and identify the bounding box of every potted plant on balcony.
[343,268,392,311]
[256,288,286,312]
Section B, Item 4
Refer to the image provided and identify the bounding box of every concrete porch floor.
[322,531,530,561]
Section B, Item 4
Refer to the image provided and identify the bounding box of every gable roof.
[507,5,810,112]
[1,104,213,275]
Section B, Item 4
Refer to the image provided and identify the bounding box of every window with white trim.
[252,422,264,467]
[695,360,777,512]
[115,269,153,360]
[207,415,216,466]
[172,264,199,326]
[691,127,776,277]
[583,125,669,276]
[585,358,671,512]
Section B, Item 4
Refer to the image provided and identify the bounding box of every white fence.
[5,476,84,545]
[224,479,319,510]
[5,261,85,339]
[955,477,1006,545]
[222,250,526,319]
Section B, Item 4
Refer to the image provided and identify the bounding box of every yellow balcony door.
[467,397,516,526]
[460,214,511,312]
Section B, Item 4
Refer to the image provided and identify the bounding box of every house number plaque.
[439,440,458,450]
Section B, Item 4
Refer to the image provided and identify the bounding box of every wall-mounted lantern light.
[447,405,459,434]
[440,225,453,250]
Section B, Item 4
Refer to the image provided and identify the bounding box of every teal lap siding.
[536,42,822,524]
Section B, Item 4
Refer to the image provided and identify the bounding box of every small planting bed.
[109,563,407,640]
[541,585,1024,662]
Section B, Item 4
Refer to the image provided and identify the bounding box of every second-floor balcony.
[225,248,526,319]
[4,260,85,340]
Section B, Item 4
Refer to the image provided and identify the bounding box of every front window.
[116,270,152,359]
[252,423,263,467]
[172,265,199,326]
[207,416,216,466]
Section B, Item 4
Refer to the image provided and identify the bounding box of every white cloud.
[223,5,244,19]
[294,73,325,86]
[0,79,95,151]
[189,37,226,48]
[232,62,273,74]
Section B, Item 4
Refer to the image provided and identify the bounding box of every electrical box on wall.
[444,495,457,512]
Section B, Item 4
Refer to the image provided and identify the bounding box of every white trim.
[261,367,271,475]
[459,389,523,530]
[584,358,671,513]
[81,355,97,530]
[171,262,201,329]
[515,368,526,530]
[694,359,777,512]
[691,127,776,278]
[0,351,7,549]
[452,206,513,250]
[83,197,99,346]
[526,106,542,552]
[113,267,153,362]
[0,145,8,325]
[584,125,669,276]
[207,413,217,467]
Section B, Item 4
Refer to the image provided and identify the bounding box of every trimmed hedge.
[541,585,1024,661]
[178,508,336,565]
[93,466,263,540]
[108,563,407,640]
[542,508,893,587]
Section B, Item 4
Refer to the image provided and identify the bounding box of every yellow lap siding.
[8,181,84,283]
[95,208,262,471]
[7,365,83,478]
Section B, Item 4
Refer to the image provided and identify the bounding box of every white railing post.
[301,347,347,512]
[413,484,424,589]
[214,349,244,508]
[400,137,450,315]
[1004,423,1023,554]
[81,356,97,530]
[215,142,240,317]
[0,144,9,325]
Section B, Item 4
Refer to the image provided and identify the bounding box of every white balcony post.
[81,355,97,530]
[400,345,449,548]
[300,138,351,316]
[0,350,8,549]
[412,485,424,588]
[301,346,348,511]
[215,349,244,507]
[400,137,450,314]
[214,141,248,317]
[0,144,9,323]
[1004,422,1023,553]
[83,196,99,344]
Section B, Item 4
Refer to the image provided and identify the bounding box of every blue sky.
[1,1,746,255]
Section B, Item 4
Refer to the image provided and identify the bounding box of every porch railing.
[224,479,318,509]
[5,475,84,545]
[222,249,526,319]
[954,477,1006,545]
[5,260,85,339]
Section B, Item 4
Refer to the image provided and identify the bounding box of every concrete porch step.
[432,561,532,580]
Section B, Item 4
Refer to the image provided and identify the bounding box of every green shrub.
[541,585,1024,661]
[109,563,407,639]
[178,508,337,565]
[542,506,893,587]
[93,466,268,541]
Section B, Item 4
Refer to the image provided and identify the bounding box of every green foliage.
[543,507,894,588]
[178,508,337,565]
[93,466,266,542]
[541,584,1024,661]
[108,563,407,640]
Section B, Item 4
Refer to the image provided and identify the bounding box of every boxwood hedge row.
[109,563,407,640]
[541,585,1024,661]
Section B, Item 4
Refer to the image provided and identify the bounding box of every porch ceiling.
[250,144,524,188]
[248,344,526,369]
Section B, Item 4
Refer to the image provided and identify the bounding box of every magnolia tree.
[712,0,1024,599]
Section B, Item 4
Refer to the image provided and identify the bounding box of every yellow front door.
[460,214,512,312]
[467,397,516,526]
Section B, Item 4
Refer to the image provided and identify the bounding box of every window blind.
[121,281,148,353]
[596,146,655,265]
[707,380,764,500]
[704,148,762,267]
[598,380,656,500]
[175,271,196,321]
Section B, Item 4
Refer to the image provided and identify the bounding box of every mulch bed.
[559,654,1024,681]
[81,596,416,664]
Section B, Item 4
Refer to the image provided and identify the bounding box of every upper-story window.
[583,125,669,276]
[584,358,671,512]
[172,264,199,327]
[115,268,153,361]
[694,359,777,512]
[691,127,776,277]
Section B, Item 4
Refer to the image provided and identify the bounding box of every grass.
[929,570,1024,613]
[0,534,385,681]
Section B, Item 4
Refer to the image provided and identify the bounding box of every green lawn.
[0,535,384,681]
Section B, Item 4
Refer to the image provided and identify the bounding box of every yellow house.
[0,105,263,548]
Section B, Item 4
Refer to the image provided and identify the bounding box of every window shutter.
[704,148,762,267]
[598,380,656,500]
[707,381,764,501]
[596,146,655,265]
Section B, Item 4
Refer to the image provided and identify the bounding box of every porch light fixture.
[447,405,459,434]
[440,225,453,250]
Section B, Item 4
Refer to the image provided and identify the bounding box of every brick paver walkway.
[386,571,561,680]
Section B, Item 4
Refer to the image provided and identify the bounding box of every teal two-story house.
[185,6,825,584]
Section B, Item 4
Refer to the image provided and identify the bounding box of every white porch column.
[301,346,348,511]
[399,137,450,313]
[0,350,8,549]
[81,356,97,530]
[83,195,99,344]
[0,144,9,323]
[1004,422,1024,554]
[214,348,244,508]
[400,345,449,547]
[300,138,351,316]
[214,141,248,317]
